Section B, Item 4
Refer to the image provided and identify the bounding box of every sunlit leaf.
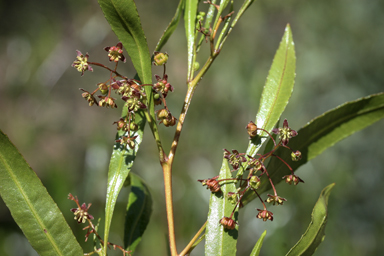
[0,130,83,256]
[97,1,153,251]
[103,115,145,253]
[286,183,335,256]
[98,0,152,85]
[250,230,267,256]
[205,158,238,256]
[184,0,198,80]
[155,0,185,52]
[259,92,384,196]
[246,24,296,158]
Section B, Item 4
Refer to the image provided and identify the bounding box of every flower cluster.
[68,194,131,256]
[199,119,303,230]
[71,43,177,149]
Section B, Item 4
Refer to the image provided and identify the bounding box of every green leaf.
[97,0,152,85]
[286,183,335,256]
[97,1,153,251]
[212,0,232,28]
[250,230,267,256]
[103,115,145,253]
[155,0,185,52]
[254,92,384,198]
[184,0,198,80]
[0,130,83,256]
[214,1,234,50]
[205,158,238,256]
[246,24,296,157]
[124,173,152,253]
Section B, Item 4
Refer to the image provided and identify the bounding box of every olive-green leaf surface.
[103,116,145,254]
[124,173,152,253]
[97,0,152,85]
[243,92,384,203]
[250,230,267,256]
[286,183,335,256]
[0,130,83,256]
[97,1,153,252]
[155,0,185,52]
[212,0,232,30]
[184,0,198,80]
[246,24,296,158]
[205,158,238,256]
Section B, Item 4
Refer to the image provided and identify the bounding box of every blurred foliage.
[0,0,383,255]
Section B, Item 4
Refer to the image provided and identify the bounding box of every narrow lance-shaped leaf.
[250,230,267,256]
[212,0,232,30]
[97,0,153,251]
[286,183,335,256]
[98,0,152,85]
[124,173,152,253]
[247,92,384,201]
[0,130,83,256]
[205,158,238,256]
[155,0,185,52]
[104,114,145,253]
[214,1,234,50]
[184,0,198,80]
[246,24,296,157]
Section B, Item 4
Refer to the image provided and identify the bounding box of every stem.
[179,221,207,256]
[169,55,217,163]
[87,61,126,78]
[162,162,177,256]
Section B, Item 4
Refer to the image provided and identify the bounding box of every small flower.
[162,114,177,127]
[272,119,297,146]
[227,192,238,204]
[265,194,287,205]
[104,42,126,63]
[113,118,127,131]
[153,51,169,66]
[246,121,258,138]
[116,135,138,149]
[223,149,247,170]
[98,96,117,108]
[291,150,302,161]
[247,157,263,173]
[199,178,221,193]
[256,209,273,221]
[68,194,94,224]
[80,89,97,106]
[249,175,261,190]
[98,83,109,95]
[156,108,176,127]
[122,94,147,112]
[153,74,174,98]
[282,174,304,185]
[72,50,93,76]
[219,217,237,230]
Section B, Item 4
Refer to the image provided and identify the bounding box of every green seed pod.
[193,62,200,71]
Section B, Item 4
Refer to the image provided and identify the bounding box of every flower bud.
[246,121,258,138]
[193,62,200,71]
[291,150,302,161]
[98,83,109,95]
[156,109,169,120]
[153,52,169,66]
[219,217,236,230]
[249,176,261,190]
[130,122,138,131]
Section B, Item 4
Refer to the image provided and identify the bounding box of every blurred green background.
[1,0,383,255]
